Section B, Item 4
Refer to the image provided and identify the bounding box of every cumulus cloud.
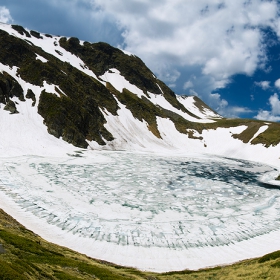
[0,6,13,23]
[255,93,280,121]
[208,93,228,113]
[255,110,280,122]
[226,106,254,118]
[93,0,279,94]
[275,78,280,89]
[23,0,123,46]
[270,93,280,115]
[208,92,254,118]
[255,81,270,90]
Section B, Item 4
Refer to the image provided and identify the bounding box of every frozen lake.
[0,151,280,271]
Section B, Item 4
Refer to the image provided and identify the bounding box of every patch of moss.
[54,271,83,280]
[213,118,280,147]
[187,130,203,140]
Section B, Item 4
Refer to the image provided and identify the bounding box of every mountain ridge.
[0,23,280,167]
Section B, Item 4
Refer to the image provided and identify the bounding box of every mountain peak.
[0,23,279,167]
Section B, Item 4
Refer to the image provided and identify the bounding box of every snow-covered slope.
[0,21,279,177]
[0,22,279,167]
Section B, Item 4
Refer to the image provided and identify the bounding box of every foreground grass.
[1,209,280,279]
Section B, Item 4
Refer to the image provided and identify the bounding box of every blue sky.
[1,0,280,121]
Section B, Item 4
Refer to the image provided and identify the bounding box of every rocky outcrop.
[0,72,24,114]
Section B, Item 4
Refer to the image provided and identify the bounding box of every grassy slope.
[1,209,280,279]
[184,118,280,148]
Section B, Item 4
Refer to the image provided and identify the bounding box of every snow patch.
[249,125,269,143]
[90,103,166,151]
[99,68,145,98]
[120,49,133,56]
[177,95,220,119]
[149,93,215,123]
[35,54,48,63]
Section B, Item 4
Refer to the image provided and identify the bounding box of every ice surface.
[0,151,280,272]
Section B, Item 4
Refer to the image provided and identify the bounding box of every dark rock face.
[30,30,43,39]
[4,100,18,114]
[38,90,114,148]
[26,89,36,106]
[11,25,31,37]
[0,72,24,107]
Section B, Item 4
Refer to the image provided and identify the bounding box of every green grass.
[0,209,146,280]
[2,208,280,279]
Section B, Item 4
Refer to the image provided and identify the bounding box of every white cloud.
[159,68,181,83]
[183,80,193,90]
[230,106,253,114]
[255,93,280,121]
[0,6,13,23]
[255,81,270,90]
[221,105,254,118]
[189,89,199,96]
[270,93,280,115]
[209,93,228,112]
[255,110,280,122]
[275,78,280,89]
[208,92,254,118]
[93,0,279,92]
